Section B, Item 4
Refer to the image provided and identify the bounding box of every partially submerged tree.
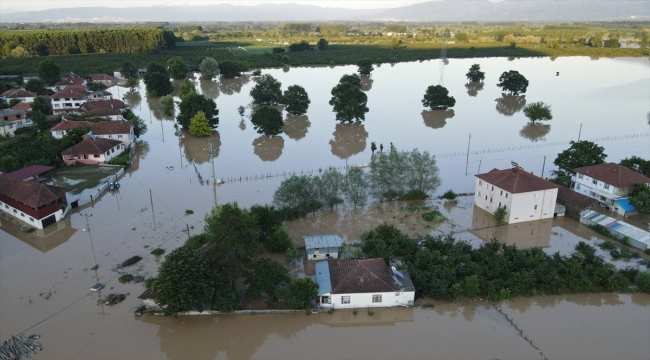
[250,74,283,106]
[167,56,189,79]
[273,175,320,215]
[369,147,441,201]
[281,85,310,115]
[246,258,291,302]
[199,57,219,79]
[179,78,196,101]
[251,105,284,136]
[276,278,318,309]
[497,70,529,95]
[144,62,173,97]
[523,102,553,123]
[552,140,607,186]
[265,226,293,252]
[315,168,345,210]
[422,85,456,110]
[218,60,243,79]
[120,61,138,80]
[357,58,374,76]
[342,167,369,208]
[122,109,148,138]
[189,110,213,136]
[494,206,507,224]
[628,183,650,214]
[160,95,174,116]
[466,64,485,83]
[329,82,369,123]
[339,74,362,88]
[177,93,219,130]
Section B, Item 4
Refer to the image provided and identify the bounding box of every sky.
[1,0,440,12]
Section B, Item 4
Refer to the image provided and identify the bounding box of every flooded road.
[1,56,649,359]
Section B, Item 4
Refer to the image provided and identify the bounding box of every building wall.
[319,291,415,309]
[474,177,557,224]
[62,143,125,165]
[0,123,16,137]
[307,246,340,260]
[96,132,133,145]
[52,97,88,113]
[572,174,630,205]
[113,72,124,80]
[0,199,64,230]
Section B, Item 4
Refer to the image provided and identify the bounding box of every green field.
[0,40,646,76]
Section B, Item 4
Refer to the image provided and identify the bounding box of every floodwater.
[1,56,649,359]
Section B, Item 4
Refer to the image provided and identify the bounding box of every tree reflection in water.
[329,123,368,160]
[200,78,220,99]
[421,109,455,129]
[146,95,174,121]
[360,75,373,92]
[519,122,551,142]
[253,136,284,162]
[283,114,311,141]
[495,94,526,116]
[126,140,150,175]
[123,90,142,110]
[219,75,250,96]
[465,82,484,97]
[181,131,221,165]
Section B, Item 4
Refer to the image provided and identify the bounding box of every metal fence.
[73,167,125,208]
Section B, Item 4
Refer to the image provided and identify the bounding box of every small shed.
[304,234,342,261]
[613,198,637,216]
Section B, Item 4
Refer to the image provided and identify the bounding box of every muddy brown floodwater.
[1,56,649,359]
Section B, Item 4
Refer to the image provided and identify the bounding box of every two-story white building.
[475,168,559,224]
[316,258,415,309]
[50,88,89,114]
[61,134,125,165]
[0,120,17,137]
[0,89,36,103]
[90,121,134,146]
[571,163,650,215]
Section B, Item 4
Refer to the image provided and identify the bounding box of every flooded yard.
[1,56,649,359]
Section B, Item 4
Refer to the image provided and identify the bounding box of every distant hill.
[1,1,648,23]
[367,0,650,22]
[0,4,384,23]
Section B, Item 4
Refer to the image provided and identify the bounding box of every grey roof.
[315,261,332,296]
[304,234,342,249]
[580,210,650,250]
[0,109,25,117]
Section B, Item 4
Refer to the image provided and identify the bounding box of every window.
[604,184,610,190]
[54,104,60,108]
[341,296,350,304]
[498,202,502,207]
[490,197,493,203]
[29,217,34,222]
[485,195,488,200]
[321,296,331,304]
[534,205,538,210]
[109,135,112,138]
[65,98,70,101]
[94,154,100,158]
[479,180,482,185]
[118,135,122,138]
[592,180,597,185]
[491,186,494,191]
[4,204,8,209]
[478,191,481,197]
[576,184,581,190]
[20,212,24,217]
[13,209,17,214]
[578,174,583,179]
[372,295,382,303]
[500,190,503,196]
[106,152,109,156]
[533,193,537,199]
[505,193,509,198]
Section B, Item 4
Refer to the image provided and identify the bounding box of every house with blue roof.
[304,234,342,261]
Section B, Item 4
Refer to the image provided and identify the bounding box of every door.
[41,214,56,228]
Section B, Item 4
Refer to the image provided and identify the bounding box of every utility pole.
[80,213,97,268]
[149,189,156,231]
[477,159,482,175]
[577,123,583,142]
[541,156,546,179]
[465,134,472,176]
[207,137,217,207]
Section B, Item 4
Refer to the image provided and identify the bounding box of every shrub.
[286,248,302,263]
[589,224,611,237]
[266,226,293,252]
[185,233,209,249]
[252,69,262,76]
[440,189,457,200]
[400,189,428,200]
[493,206,507,223]
[599,241,616,250]
[185,209,194,215]
[119,274,134,283]
[367,308,374,316]
[635,271,650,293]
[422,210,445,223]
[144,277,156,289]
[108,151,130,166]
[421,302,434,309]
[150,248,165,256]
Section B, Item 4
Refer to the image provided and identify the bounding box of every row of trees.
[273,147,441,215]
[151,202,318,315]
[1,29,175,57]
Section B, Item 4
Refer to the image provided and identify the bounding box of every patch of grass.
[402,203,431,213]
[599,241,616,250]
[118,274,134,283]
[422,210,446,223]
[421,302,435,309]
[185,209,194,215]
[23,227,36,233]
[90,264,98,270]
[107,150,130,166]
[400,189,428,201]
[150,248,166,256]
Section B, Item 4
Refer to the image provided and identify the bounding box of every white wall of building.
[320,291,415,309]
[96,131,134,146]
[474,178,557,224]
[0,123,16,137]
[572,173,627,204]
[52,97,88,113]
[0,200,64,230]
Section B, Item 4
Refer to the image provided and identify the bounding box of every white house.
[89,74,117,86]
[50,120,94,139]
[571,163,650,215]
[0,120,17,137]
[305,234,342,260]
[0,89,36,103]
[0,109,28,128]
[475,168,559,224]
[50,88,89,114]
[55,77,86,91]
[316,258,415,309]
[0,177,69,230]
[90,121,134,145]
[61,134,124,165]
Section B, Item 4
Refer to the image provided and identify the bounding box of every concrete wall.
[0,200,64,230]
[307,246,339,260]
[319,291,415,309]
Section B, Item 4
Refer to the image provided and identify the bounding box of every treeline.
[0,28,175,57]
[386,24,408,33]
[318,24,348,35]
[284,23,312,33]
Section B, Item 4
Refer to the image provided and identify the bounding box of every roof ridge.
[359,259,395,290]
[330,260,357,293]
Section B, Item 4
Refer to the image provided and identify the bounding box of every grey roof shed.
[304,234,342,250]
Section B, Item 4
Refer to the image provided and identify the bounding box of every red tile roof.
[476,168,558,194]
[86,107,122,117]
[0,89,36,98]
[61,137,122,155]
[56,77,85,86]
[556,187,599,210]
[11,102,31,112]
[51,88,89,99]
[90,121,131,135]
[80,100,125,112]
[329,258,396,294]
[1,165,55,181]
[0,176,68,208]
[573,163,650,189]
[50,120,93,132]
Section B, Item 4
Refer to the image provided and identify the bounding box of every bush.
[422,210,445,223]
[252,69,262,76]
[185,209,194,215]
[266,226,293,252]
[151,248,165,256]
[440,189,457,200]
[272,47,285,53]
[599,241,616,250]
[119,274,134,283]
[185,233,209,249]
[286,248,302,263]
[400,189,428,200]
[493,206,507,223]
[635,271,650,293]
[589,224,611,237]
[144,277,156,289]
[107,151,130,166]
